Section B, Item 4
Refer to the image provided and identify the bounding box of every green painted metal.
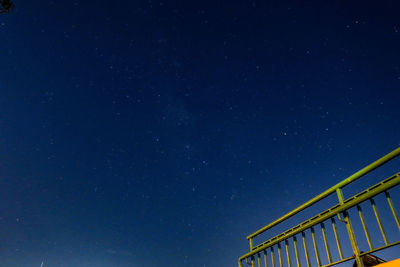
[321,256,354,267]
[264,251,268,267]
[359,240,400,256]
[278,243,283,267]
[320,222,332,264]
[285,240,292,267]
[370,198,388,245]
[249,238,254,250]
[302,232,311,267]
[357,204,373,250]
[238,147,400,267]
[249,238,255,267]
[311,227,321,266]
[293,236,301,267]
[336,188,363,267]
[271,247,276,267]
[385,191,400,232]
[246,147,400,241]
[241,172,400,258]
[330,217,343,260]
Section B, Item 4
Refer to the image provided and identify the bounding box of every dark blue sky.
[0,1,399,266]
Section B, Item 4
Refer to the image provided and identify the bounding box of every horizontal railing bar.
[239,172,400,260]
[245,240,400,267]
[359,240,400,257]
[320,256,354,267]
[290,241,400,267]
[247,147,400,240]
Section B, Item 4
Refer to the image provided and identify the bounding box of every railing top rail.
[247,146,400,240]
[240,172,400,260]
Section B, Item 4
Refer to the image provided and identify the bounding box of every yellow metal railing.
[238,147,400,267]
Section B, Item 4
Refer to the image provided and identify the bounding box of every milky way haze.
[0,1,399,266]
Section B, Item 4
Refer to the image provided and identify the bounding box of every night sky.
[1,1,400,266]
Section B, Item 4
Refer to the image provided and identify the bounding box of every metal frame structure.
[238,147,400,267]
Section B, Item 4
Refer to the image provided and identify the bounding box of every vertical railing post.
[321,222,332,264]
[331,217,344,260]
[271,247,276,267]
[385,191,400,232]
[285,240,292,267]
[293,236,301,267]
[264,250,269,267]
[370,198,388,245]
[249,238,255,267]
[310,227,321,266]
[278,243,283,267]
[357,204,373,250]
[336,188,364,267]
[302,232,311,267]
